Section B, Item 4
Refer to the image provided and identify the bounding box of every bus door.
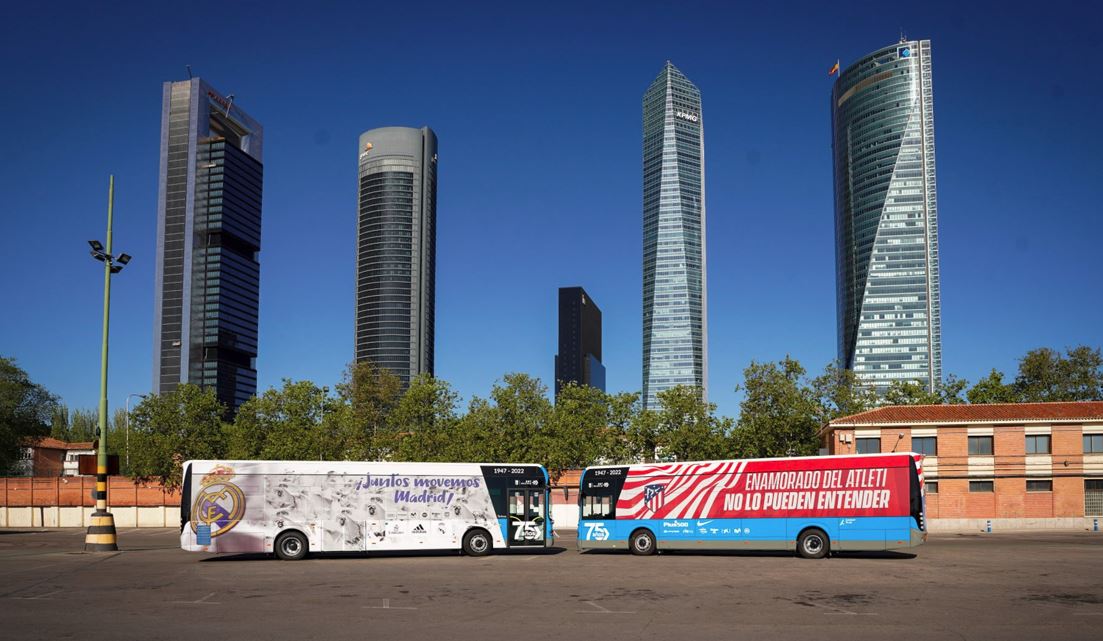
[507,489,545,546]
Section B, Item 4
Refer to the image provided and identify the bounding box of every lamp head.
[88,240,104,252]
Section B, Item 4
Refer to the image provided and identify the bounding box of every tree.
[967,369,1020,404]
[605,391,644,463]
[226,379,342,461]
[810,361,877,425]
[487,373,554,464]
[0,357,57,474]
[733,357,819,458]
[128,384,226,487]
[652,385,732,462]
[388,375,461,462]
[334,360,403,459]
[882,380,936,405]
[1015,346,1103,402]
[545,383,615,483]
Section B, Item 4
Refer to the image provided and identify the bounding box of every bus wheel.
[629,529,656,556]
[797,528,829,559]
[463,529,492,557]
[275,530,309,561]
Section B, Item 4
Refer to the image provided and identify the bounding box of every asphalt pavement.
[0,528,1100,640]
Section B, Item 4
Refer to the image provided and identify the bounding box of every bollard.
[986,520,992,533]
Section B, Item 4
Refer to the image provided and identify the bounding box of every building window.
[969,480,994,493]
[912,436,937,456]
[1025,434,1051,455]
[968,435,994,455]
[925,481,938,494]
[855,437,881,454]
[1084,434,1103,454]
[1026,480,1053,492]
[1086,480,1103,516]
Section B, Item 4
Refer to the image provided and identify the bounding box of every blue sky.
[1,1,1100,420]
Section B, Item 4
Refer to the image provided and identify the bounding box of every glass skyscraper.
[642,62,708,409]
[355,127,437,387]
[832,39,942,392]
[153,77,263,416]
[555,286,605,397]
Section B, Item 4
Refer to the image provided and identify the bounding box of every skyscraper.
[355,127,437,387]
[642,61,708,409]
[555,286,604,396]
[832,39,942,392]
[153,78,263,416]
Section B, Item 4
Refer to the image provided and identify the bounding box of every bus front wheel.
[629,529,656,556]
[274,530,309,561]
[462,529,492,557]
[796,528,829,559]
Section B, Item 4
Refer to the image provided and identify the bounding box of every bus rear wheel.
[274,530,308,561]
[797,528,829,559]
[629,529,656,556]
[463,529,492,557]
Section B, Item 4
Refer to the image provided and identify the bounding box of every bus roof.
[183,460,547,472]
[583,452,919,471]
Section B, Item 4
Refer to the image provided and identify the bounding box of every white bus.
[180,460,552,560]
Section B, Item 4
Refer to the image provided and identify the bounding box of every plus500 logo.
[582,522,610,541]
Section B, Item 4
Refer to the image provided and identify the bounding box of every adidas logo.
[412,524,426,534]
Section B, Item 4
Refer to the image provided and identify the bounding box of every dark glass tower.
[832,40,942,392]
[153,78,263,416]
[642,61,708,409]
[355,127,437,387]
[555,286,604,396]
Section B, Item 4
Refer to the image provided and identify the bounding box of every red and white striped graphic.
[616,460,747,519]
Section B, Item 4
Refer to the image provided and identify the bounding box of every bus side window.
[510,493,525,517]
[582,495,611,519]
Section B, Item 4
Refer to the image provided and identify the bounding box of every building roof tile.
[830,401,1103,426]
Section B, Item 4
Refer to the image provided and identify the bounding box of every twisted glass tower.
[642,62,707,408]
[832,40,942,392]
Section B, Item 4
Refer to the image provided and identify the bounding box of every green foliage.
[387,375,461,462]
[809,361,877,425]
[733,357,820,458]
[487,373,554,463]
[0,357,57,474]
[128,384,226,488]
[543,383,618,482]
[967,369,1019,404]
[226,379,343,461]
[652,385,733,462]
[883,375,967,406]
[335,360,403,459]
[1014,346,1103,402]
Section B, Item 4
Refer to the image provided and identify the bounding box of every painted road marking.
[363,599,417,610]
[12,590,59,600]
[576,600,636,614]
[173,592,219,605]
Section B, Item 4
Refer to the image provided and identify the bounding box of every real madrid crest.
[192,465,246,538]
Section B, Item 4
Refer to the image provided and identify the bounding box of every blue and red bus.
[577,453,926,558]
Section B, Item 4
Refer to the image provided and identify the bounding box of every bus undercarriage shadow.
[579,549,916,560]
[199,546,568,562]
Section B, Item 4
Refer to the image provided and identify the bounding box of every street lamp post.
[84,175,132,553]
[124,393,147,471]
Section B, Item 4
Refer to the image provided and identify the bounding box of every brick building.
[822,402,1103,530]
[13,438,95,477]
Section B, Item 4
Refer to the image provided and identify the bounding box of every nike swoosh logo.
[696,520,713,527]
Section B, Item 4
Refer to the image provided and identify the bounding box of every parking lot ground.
[0,528,1101,640]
